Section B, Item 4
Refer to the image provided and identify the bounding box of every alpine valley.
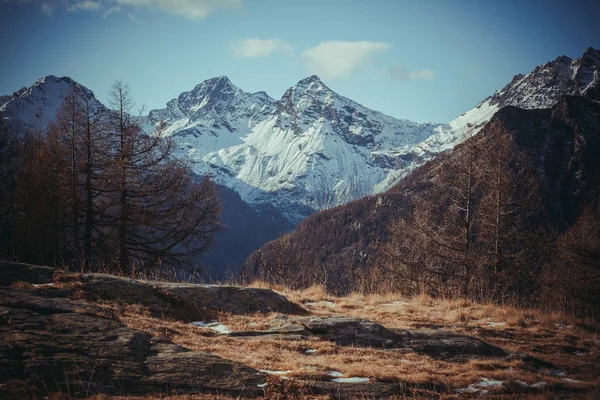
[1,47,599,277]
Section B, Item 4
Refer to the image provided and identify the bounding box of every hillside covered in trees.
[243,93,600,317]
[0,82,221,275]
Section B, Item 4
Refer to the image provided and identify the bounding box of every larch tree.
[102,81,221,274]
[410,133,483,297]
[477,121,542,299]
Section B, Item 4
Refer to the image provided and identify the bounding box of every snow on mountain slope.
[145,76,275,162]
[416,47,600,155]
[201,76,441,223]
[0,75,103,133]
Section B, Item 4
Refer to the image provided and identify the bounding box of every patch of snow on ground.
[305,349,318,354]
[555,323,572,329]
[32,283,55,287]
[487,321,506,327]
[327,371,344,377]
[191,320,231,334]
[259,369,293,376]
[381,301,410,307]
[331,377,370,383]
[562,378,583,383]
[456,378,504,394]
[303,301,336,308]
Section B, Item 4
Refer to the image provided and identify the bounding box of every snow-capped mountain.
[145,76,275,161]
[203,76,441,223]
[416,47,600,155]
[0,75,103,133]
[142,74,446,223]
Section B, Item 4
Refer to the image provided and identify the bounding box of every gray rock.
[229,316,507,362]
[298,316,409,348]
[408,330,506,360]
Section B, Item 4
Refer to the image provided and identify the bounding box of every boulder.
[153,281,307,315]
[407,330,506,360]
[298,316,409,348]
[0,261,55,286]
[63,273,307,316]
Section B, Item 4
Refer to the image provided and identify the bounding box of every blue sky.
[1,0,599,123]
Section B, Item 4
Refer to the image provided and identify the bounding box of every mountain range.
[1,47,599,277]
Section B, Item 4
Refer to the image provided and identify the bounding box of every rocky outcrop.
[0,286,266,397]
[61,273,307,316]
[0,261,55,285]
[407,330,506,360]
[298,316,408,347]
[230,315,506,361]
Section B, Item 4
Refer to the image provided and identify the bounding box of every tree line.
[0,81,221,275]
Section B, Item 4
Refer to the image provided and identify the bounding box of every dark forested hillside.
[243,94,600,314]
[198,184,291,280]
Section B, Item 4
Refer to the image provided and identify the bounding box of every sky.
[1,0,599,123]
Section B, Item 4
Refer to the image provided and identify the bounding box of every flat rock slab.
[229,316,508,361]
[407,330,506,360]
[0,261,55,286]
[60,273,307,317]
[298,316,409,348]
[0,287,266,397]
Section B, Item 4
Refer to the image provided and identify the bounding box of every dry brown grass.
[87,282,599,399]
[10,280,33,289]
[29,279,599,399]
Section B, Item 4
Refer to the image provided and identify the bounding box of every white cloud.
[127,12,139,22]
[67,1,101,12]
[231,38,292,58]
[41,2,54,14]
[113,0,242,20]
[102,4,120,17]
[300,41,390,79]
[383,65,435,80]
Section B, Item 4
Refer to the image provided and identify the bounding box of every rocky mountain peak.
[485,48,599,111]
[582,47,600,64]
[149,76,273,128]
[0,75,101,133]
[192,75,234,94]
[294,75,331,95]
[275,76,340,127]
